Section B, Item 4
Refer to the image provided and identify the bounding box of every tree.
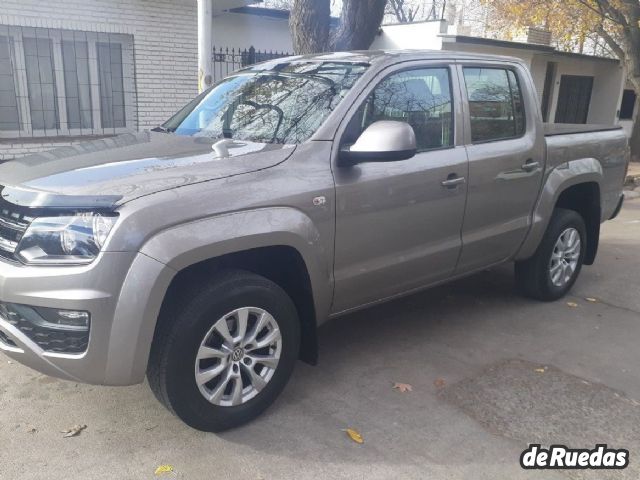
[385,0,447,24]
[386,0,421,23]
[290,0,387,54]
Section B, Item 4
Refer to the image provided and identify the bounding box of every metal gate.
[211,46,292,82]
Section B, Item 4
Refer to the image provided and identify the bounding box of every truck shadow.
[218,264,541,466]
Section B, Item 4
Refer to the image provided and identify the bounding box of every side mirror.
[339,120,417,166]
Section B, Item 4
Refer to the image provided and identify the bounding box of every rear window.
[463,67,525,142]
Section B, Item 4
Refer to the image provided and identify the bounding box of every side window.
[346,67,454,152]
[463,67,526,142]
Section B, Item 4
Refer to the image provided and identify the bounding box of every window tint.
[24,37,59,131]
[349,68,453,152]
[97,42,126,128]
[62,40,93,129]
[463,67,525,142]
[0,36,20,131]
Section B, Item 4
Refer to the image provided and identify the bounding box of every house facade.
[0,2,632,161]
[0,0,265,160]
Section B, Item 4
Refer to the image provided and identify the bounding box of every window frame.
[0,25,134,140]
[461,65,528,145]
[339,63,458,155]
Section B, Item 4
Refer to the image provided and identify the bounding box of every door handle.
[441,175,466,188]
[522,159,540,172]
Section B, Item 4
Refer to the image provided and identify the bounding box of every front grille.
[0,194,34,262]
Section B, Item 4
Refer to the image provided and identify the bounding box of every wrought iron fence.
[211,46,292,82]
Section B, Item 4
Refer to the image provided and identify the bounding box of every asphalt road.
[1,198,639,480]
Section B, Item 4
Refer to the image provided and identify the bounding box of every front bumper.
[0,251,174,385]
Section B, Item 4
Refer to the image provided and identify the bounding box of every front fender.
[515,158,602,261]
[140,206,333,323]
[107,207,333,385]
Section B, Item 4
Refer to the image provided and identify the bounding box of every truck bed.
[544,123,623,137]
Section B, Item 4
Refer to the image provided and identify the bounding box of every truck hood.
[0,132,296,209]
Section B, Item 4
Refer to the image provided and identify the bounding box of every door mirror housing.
[339,120,417,166]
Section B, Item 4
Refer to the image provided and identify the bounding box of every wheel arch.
[515,158,603,262]
[160,246,319,365]
[139,208,333,369]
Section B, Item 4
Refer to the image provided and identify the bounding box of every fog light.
[36,308,90,331]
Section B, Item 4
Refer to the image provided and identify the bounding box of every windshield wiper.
[151,125,174,133]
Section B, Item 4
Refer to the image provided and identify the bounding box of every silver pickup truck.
[0,51,629,431]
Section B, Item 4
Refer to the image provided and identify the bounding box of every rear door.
[455,62,545,273]
[331,62,468,313]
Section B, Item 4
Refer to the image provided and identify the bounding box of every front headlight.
[16,213,118,265]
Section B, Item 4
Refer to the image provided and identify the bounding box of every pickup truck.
[0,51,629,432]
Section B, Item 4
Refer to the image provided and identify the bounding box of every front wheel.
[147,270,300,432]
[515,208,586,301]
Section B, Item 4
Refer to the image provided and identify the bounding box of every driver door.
[331,63,469,313]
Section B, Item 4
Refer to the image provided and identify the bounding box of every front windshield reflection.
[163,62,369,144]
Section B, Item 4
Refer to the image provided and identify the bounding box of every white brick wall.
[0,138,88,161]
[0,0,198,160]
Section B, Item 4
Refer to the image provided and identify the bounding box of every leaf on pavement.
[434,378,446,389]
[534,367,546,373]
[567,302,578,308]
[61,424,87,438]
[392,382,413,393]
[154,465,175,476]
[344,428,364,444]
[585,297,598,303]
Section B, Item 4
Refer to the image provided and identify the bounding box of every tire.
[515,208,587,301]
[147,269,300,432]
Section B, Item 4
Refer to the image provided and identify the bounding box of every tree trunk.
[290,0,331,54]
[332,0,388,51]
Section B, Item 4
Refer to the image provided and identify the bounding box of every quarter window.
[348,67,454,152]
[463,67,525,142]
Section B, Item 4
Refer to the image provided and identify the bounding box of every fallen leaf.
[61,424,87,438]
[567,302,578,308]
[26,428,37,434]
[7,361,13,365]
[534,368,546,373]
[434,378,446,389]
[155,465,174,476]
[585,297,597,303]
[344,428,364,444]
[392,382,413,393]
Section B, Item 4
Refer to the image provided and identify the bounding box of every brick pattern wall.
[0,0,198,160]
[0,136,116,162]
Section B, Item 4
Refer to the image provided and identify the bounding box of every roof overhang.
[440,34,619,64]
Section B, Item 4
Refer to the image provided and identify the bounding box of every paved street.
[1,198,639,480]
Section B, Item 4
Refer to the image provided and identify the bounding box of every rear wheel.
[515,208,586,301]
[148,270,300,432]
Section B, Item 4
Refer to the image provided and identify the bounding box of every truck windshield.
[163,62,369,144]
